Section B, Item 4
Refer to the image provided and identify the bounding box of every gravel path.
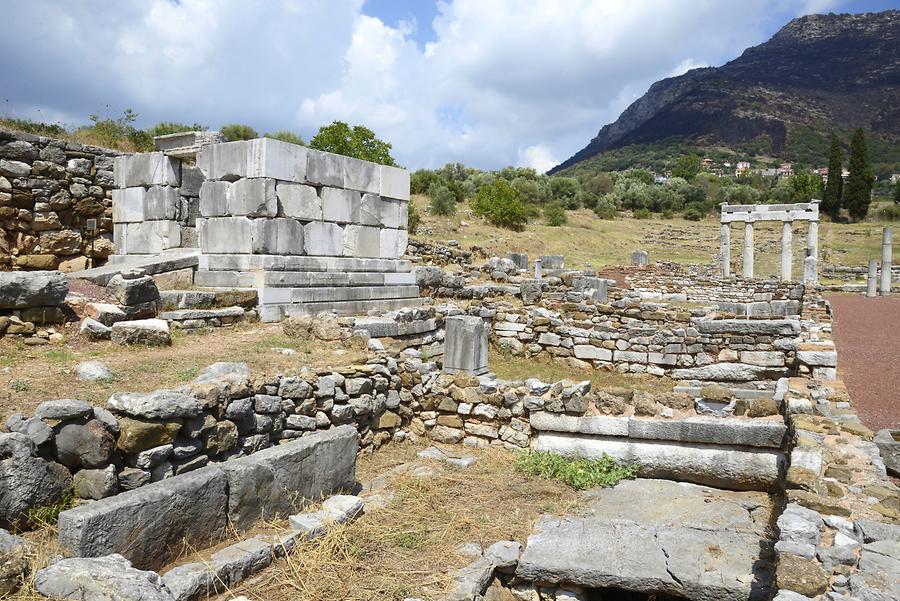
[826,294,900,431]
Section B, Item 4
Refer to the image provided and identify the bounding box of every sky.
[1,0,897,172]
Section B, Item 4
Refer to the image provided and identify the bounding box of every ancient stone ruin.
[0,132,898,601]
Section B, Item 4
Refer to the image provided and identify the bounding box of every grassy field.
[0,323,365,422]
[413,196,890,280]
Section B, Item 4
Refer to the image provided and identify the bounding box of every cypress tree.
[822,133,843,220]
[844,128,873,222]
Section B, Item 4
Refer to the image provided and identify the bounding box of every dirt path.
[826,294,900,431]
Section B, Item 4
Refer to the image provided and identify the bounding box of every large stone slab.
[115,152,180,188]
[35,554,175,601]
[57,466,228,569]
[0,270,68,309]
[277,182,322,220]
[228,178,277,217]
[198,217,252,254]
[671,363,788,382]
[443,315,489,375]
[197,138,307,183]
[303,221,344,256]
[516,479,774,601]
[379,165,410,201]
[533,431,784,491]
[251,218,304,255]
[218,425,358,530]
[696,319,800,336]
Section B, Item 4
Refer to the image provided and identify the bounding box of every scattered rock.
[775,554,829,597]
[0,433,72,526]
[0,271,68,310]
[80,317,111,340]
[110,319,171,346]
[34,554,175,601]
[54,419,116,469]
[75,360,112,382]
[73,465,118,500]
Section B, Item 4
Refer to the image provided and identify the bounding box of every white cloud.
[518,145,559,173]
[0,0,845,170]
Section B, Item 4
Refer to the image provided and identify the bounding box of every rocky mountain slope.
[550,10,900,174]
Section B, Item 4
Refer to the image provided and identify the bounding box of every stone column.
[803,255,818,285]
[742,222,754,279]
[720,223,731,277]
[867,259,878,298]
[534,258,542,281]
[781,221,793,282]
[881,227,893,296]
[443,315,489,375]
[807,221,819,260]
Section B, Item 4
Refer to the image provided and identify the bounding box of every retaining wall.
[0,129,122,271]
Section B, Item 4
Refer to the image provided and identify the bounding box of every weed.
[9,379,29,392]
[22,490,76,529]
[176,366,199,382]
[393,529,428,549]
[514,450,638,490]
[44,349,74,363]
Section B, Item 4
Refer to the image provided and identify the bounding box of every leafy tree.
[472,179,528,230]
[264,130,305,145]
[407,199,421,233]
[221,123,258,141]
[622,169,654,185]
[544,203,567,226]
[671,154,702,181]
[439,162,469,183]
[633,208,652,219]
[446,179,467,203]
[683,202,706,221]
[583,173,614,196]
[788,172,823,202]
[410,169,441,195]
[310,121,396,166]
[593,196,618,219]
[822,133,843,219]
[844,128,874,222]
[428,183,456,216]
[549,177,581,209]
[511,177,552,205]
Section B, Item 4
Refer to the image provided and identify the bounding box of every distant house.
[654,174,668,184]
[761,168,778,177]
[890,173,900,184]
[776,163,794,177]
[701,157,714,170]
[735,161,751,177]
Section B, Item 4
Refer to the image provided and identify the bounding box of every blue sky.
[2,0,897,171]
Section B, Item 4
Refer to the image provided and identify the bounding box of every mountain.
[550,10,900,176]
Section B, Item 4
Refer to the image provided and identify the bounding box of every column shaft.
[781,221,793,282]
[720,224,731,277]
[807,221,819,260]
[742,222,754,279]
[881,227,893,296]
[867,259,878,298]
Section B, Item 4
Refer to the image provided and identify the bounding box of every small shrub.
[514,451,638,490]
[593,201,617,220]
[145,121,207,138]
[0,117,67,137]
[407,199,421,233]
[877,204,900,221]
[683,203,706,221]
[544,203,567,226]
[220,123,259,141]
[428,183,456,216]
[265,130,305,145]
[75,108,152,151]
[176,366,199,382]
[633,208,652,219]
[472,179,528,230]
[661,208,674,219]
[9,379,28,392]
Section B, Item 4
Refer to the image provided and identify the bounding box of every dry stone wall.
[0,129,122,272]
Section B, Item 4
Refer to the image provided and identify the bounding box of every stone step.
[258,285,420,305]
[70,250,200,286]
[260,297,425,322]
[159,306,245,322]
[193,270,416,288]
[352,316,439,338]
[198,254,411,273]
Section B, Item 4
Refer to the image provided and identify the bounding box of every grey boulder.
[107,390,202,419]
[34,554,174,601]
[0,433,72,527]
[54,419,116,468]
[0,271,68,310]
[75,360,113,382]
[34,398,93,421]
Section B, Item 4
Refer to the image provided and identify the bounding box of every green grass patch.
[44,349,74,363]
[22,490,76,529]
[514,451,638,490]
[175,366,199,382]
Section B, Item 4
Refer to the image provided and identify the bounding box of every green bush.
[514,451,638,490]
[593,198,617,220]
[310,121,396,166]
[661,208,674,219]
[407,199,421,233]
[221,123,259,141]
[264,130,305,145]
[473,179,528,230]
[411,169,440,195]
[0,117,67,137]
[145,121,207,139]
[544,203,567,226]
[428,183,456,216]
[633,208,652,219]
[683,203,706,221]
[877,204,900,222]
[76,108,152,151]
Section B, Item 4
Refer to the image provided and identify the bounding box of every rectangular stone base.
[259,296,425,322]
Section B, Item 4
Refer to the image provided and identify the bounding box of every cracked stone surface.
[516,479,775,601]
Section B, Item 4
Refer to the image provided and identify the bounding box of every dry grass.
[414,197,890,277]
[489,348,675,395]
[3,526,68,600]
[0,322,366,421]
[231,442,581,601]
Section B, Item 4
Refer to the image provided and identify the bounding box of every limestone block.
[114,152,180,188]
[251,218,304,255]
[740,351,785,367]
[380,164,410,201]
[34,555,173,601]
[277,182,321,221]
[399,202,409,230]
[321,187,360,223]
[573,345,612,361]
[381,198,402,228]
[57,466,228,569]
[144,186,179,220]
[379,228,408,259]
[198,217,253,254]
[304,221,344,256]
[697,319,800,336]
[120,221,182,254]
[306,148,343,187]
[443,315,489,375]
[112,188,146,223]
[0,271,68,309]
[343,157,380,194]
[228,178,277,217]
[197,138,307,182]
[359,193,383,226]
[796,350,837,367]
[199,180,231,217]
[342,225,381,258]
